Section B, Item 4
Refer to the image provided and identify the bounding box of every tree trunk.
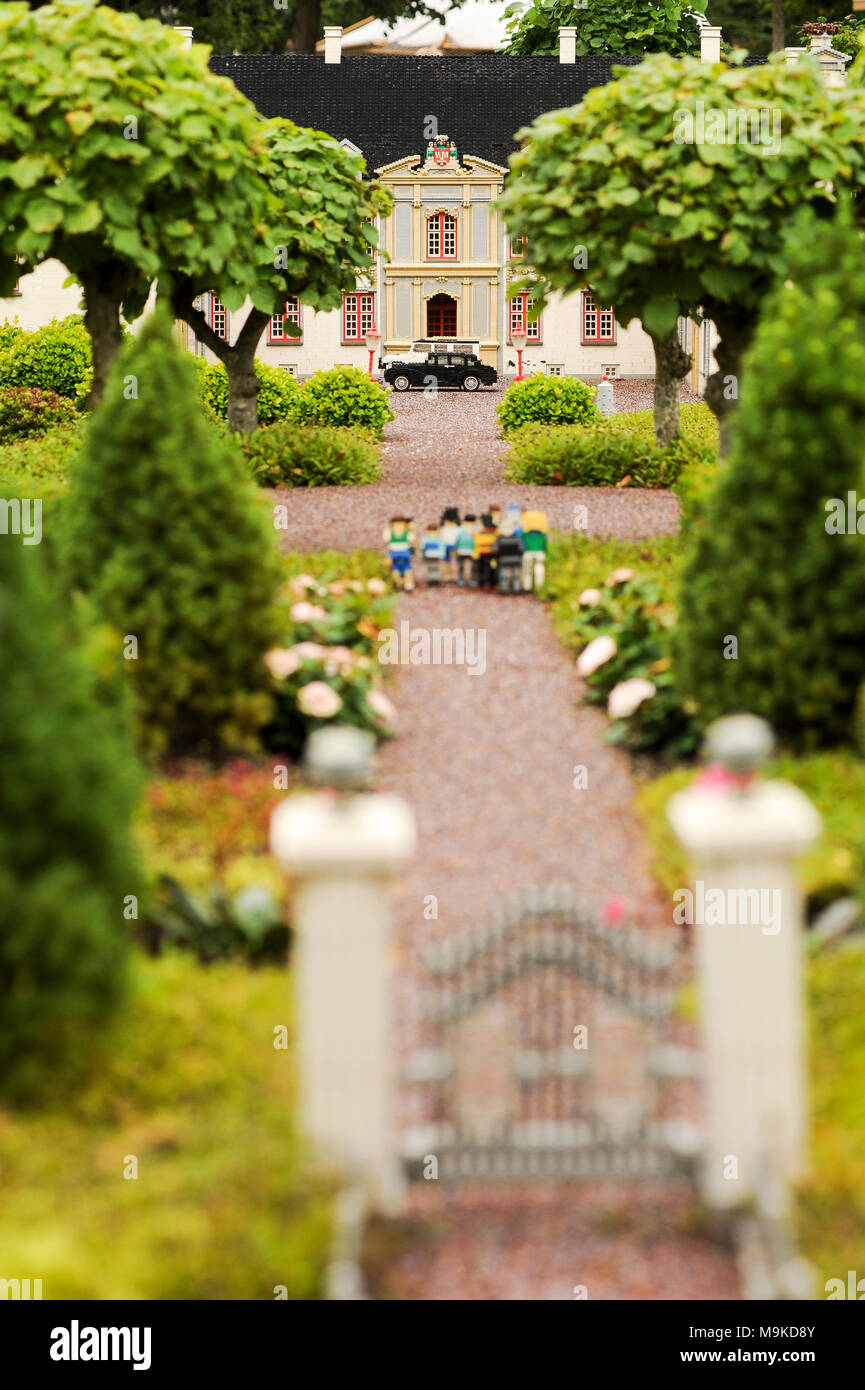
[170,294,269,434]
[650,327,692,447]
[292,0,322,54]
[702,310,754,460]
[771,0,785,53]
[80,274,125,408]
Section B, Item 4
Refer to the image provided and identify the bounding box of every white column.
[324,26,343,64]
[559,26,577,64]
[667,716,820,1212]
[700,25,722,63]
[271,730,415,1212]
[173,25,194,49]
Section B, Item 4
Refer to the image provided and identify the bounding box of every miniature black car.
[382,349,497,392]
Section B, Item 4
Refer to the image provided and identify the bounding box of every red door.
[427,294,457,338]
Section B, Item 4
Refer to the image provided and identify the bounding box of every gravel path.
[277,380,691,554]
[291,381,739,1300]
[371,586,739,1300]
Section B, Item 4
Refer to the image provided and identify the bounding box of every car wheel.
[392,375,411,392]
[461,374,480,392]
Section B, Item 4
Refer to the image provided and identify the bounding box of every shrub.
[62,312,282,760]
[497,374,599,435]
[263,567,397,759]
[0,505,142,1100]
[0,316,92,405]
[506,421,710,488]
[569,571,701,758]
[0,319,24,352]
[677,208,865,749]
[190,356,300,427]
[239,422,380,488]
[0,385,78,440]
[0,421,82,500]
[293,366,395,438]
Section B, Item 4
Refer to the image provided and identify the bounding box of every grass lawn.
[0,951,332,1299]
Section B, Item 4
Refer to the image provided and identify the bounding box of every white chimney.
[173,25,194,49]
[559,26,577,64]
[700,25,722,63]
[324,26,343,64]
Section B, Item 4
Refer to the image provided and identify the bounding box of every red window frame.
[581,292,616,345]
[509,293,541,344]
[208,293,229,341]
[426,212,457,261]
[269,297,302,344]
[342,292,376,343]
[508,234,528,259]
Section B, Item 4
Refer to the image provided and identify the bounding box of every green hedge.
[497,374,599,434]
[0,385,79,440]
[0,421,82,501]
[291,365,395,438]
[190,357,299,427]
[506,420,711,488]
[239,422,380,488]
[0,316,92,405]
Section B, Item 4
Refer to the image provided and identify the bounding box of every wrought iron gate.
[400,884,701,1183]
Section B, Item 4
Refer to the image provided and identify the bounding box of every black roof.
[208,54,647,171]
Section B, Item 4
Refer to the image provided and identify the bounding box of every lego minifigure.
[520,509,548,592]
[440,507,461,582]
[504,503,523,537]
[421,521,447,585]
[454,513,478,587]
[492,513,524,594]
[474,512,498,589]
[384,515,415,592]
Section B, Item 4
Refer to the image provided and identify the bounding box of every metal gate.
[400,884,701,1183]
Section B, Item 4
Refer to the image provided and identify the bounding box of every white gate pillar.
[271,728,415,1213]
[667,716,820,1212]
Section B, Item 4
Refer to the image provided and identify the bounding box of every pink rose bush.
[567,567,700,758]
[263,562,399,758]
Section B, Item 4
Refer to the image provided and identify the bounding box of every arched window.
[426,212,457,261]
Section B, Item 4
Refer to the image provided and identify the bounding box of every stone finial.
[704,713,774,781]
[304,726,376,791]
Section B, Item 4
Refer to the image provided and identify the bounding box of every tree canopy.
[502,0,702,57]
[496,51,865,444]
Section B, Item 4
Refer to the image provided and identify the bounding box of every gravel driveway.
[277,381,690,555]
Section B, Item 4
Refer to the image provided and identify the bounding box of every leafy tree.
[168,121,392,433]
[62,312,281,759]
[706,1,853,55]
[496,52,865,448]
[676,207,865,749]
[0,506,142,1098]
[502,0,702,56]
[0,1,273,403]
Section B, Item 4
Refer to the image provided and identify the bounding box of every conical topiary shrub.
[0,520,141,1099]
[676,207,865,748]
[62,313,281,758]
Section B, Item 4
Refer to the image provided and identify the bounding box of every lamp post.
[511,330,527,382]
[365,325,381,380]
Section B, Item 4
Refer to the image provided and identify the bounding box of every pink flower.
[576,634,616,677]
[606,568,635,586]
[694,762,754,793]
[601,895,626,927]
[367,577,387,596]
[368,688,397,725]
[297,681,342,718]
[607,677,656,719]
[265,648,301,680]
[578,588,602,607]
[291,601,327,622]
[287,573,316,598]
[292,641,328,661]
[328,646,355,665]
